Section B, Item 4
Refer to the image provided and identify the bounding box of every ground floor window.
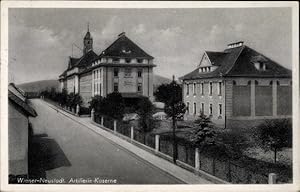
[219,104,222,116]
[186,102,190,114]
[137,83,142,93]
[113,82,118,92]
[209,104,213,116]
[193,102,197,115]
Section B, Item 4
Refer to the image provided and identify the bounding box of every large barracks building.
[180,41,292,128]
[59,28,156,106]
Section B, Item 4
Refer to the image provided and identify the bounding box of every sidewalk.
[43,100,215,184]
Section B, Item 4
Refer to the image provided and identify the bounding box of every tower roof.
[99,32,153,59]
[84,31,92,39]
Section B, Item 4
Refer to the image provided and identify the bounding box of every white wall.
[8,102,28,175]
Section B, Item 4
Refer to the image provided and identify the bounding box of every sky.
[8,8,292,84]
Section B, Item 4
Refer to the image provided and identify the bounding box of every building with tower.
[59,28,156,107]
[180,41,292,128]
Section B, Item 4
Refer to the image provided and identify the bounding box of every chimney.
[118,32,126,37]
[227,41,244,49]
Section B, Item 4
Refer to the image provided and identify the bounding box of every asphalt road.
[28,99,183,184]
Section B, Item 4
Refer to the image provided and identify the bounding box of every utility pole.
[172,75,177,164]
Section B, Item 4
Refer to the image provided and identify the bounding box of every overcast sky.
[9,8,292,84]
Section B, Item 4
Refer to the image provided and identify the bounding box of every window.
[114,68,119,77]
[124,68,132,77]
[99,84,102,96]
[96,70,99,79]
[200,83,204,95]
[186,102,190,114]
[201,103,204,114]
[137,59,143,63]
[186,84,189,95]
[209,104,213,116]
[138,69,142,78]
[113,83,118,92]
[99,69,102,79]
[125,58,131,63]
[112,58,120,62]
[218,82,222,95]
[193,102,197,115]
[219,104,222,116]
[193,83,196,95]
[209,82,213,95]
[137,83,142,92]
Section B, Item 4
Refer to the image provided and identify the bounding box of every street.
[28,99,183,184]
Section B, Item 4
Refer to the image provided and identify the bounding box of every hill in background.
[17,74,172,93]
[18,80,60,93]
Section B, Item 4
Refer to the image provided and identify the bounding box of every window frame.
[114,68,119,77]
[209,82,213,96]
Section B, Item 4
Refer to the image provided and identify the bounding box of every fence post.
[195,147,200,170]
[130,126,134,141]
[76,104,80,115]
[155,135,160,153]
[113,120,117,133]
[268,173,277,184]
[91,108,95,121]
[101,116,104,126]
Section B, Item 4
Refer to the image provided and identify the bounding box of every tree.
[154,82,182,104]
[57,88,68,106]
[89,95,103,113]
[163,76,186,164]
[255,118,292,163]
[101,92,125,120]
[136,97,155,143]
[190,112,216,148]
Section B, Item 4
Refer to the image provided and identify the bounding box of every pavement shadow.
[28,126,71,180]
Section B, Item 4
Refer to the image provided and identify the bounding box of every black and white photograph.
[1,1,299,192]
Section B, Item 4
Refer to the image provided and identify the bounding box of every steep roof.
[8,84,37,117]
[181,45,291,80]
[73,50,98,68]
[99,33,154,59]
[68,57,80,69]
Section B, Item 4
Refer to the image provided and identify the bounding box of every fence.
[92,113,290,184]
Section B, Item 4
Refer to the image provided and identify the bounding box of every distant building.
[8,83,37,178]
[59,28,156,106]
[180,42,292,128]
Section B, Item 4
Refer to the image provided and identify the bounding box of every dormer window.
[137,59,143,63]
[125,58,131,63]
[254,62,267,71]
[113,58,120,63]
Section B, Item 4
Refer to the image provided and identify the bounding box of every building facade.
[180,42,292,128]
[59,30,156,106]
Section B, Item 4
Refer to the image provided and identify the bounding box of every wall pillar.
[251,80,256,117]
[76,104,80,115]
[272,81,277,116]
[268,173,277,184]
[155,135,160,152]
[113,120,117,133]
[195,148,200,170]
[101,116,104,126]
[91,108,95,121]
[130,126,134,141]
